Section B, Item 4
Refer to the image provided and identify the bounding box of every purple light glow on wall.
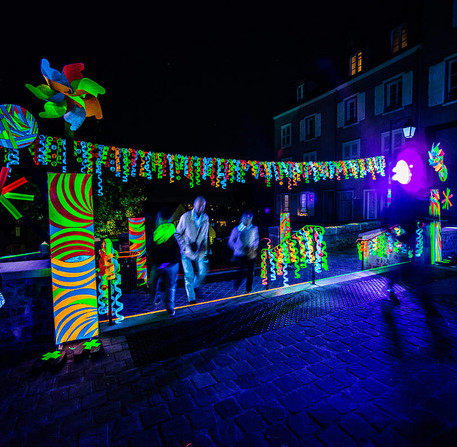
[395,146,427,195]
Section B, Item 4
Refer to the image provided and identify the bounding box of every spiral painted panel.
[48,173,98,344]
[128,217,147,284]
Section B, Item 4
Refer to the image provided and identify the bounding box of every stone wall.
[324,221,382,252]
[0,261,54,353]
[268,221,381,252]
[442,227,457,259]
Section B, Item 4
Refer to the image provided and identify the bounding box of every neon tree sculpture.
[0,104,38,174]
[26,59,105,131]
[428,142,448,182]
[261,225,328,287]
[0,167,34,220]
[97,238,123,323]
[48,173,99,345]
[429,189,442,264]
[357,225,414,261]
[128,217,148,285]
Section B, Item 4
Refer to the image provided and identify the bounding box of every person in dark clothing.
[147,208,181,316]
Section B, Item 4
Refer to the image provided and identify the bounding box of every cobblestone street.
[2,264,457,446]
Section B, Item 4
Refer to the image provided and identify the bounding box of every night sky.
[1,1,381,163]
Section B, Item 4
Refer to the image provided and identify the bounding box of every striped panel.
[48,173,98,344]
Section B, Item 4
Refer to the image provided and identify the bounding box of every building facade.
[273,0,457,230]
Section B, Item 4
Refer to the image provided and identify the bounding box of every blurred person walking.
[175,196,209,304]
[228,211,259,293]
[147,208,180,316]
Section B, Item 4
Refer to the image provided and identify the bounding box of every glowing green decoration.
[0,167,34,220]
[42,351,61,361]
[83,339,101,350]
[442,188,453,210]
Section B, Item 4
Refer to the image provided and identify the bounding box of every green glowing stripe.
[0,195,22,219]
[3,192,34,201]
[0,251,40,260]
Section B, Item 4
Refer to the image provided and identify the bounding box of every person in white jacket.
[175,196,209,304]
[228,211,259,293]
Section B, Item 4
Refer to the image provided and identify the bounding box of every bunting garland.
[2,134,387,196]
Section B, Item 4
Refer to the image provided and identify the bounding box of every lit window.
[298,192,315,216]
[280,123,291,148]
[350,51,363,76]
[342,139,360,160]
[392,25,408,53]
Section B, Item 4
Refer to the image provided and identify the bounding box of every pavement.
[1,262,457,446]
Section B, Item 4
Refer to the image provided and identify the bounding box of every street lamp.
[402,118,416,139]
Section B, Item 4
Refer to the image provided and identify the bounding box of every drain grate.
[126,276,402,366]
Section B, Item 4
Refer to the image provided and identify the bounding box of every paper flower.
[26,59,105,131]
[428,142,448,182]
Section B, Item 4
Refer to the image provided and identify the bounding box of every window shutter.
[337,102,344,127]
[299,119,305,141]
[402,71,413,106]
[291,193,298,216]
[381,131,390,154]
[357,92,365,121]
[428,62,446,106]
[453,0,457,27]
[374,84,384,115]
[315,113,321,137]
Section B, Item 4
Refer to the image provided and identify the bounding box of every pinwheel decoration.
[26,59,105,131]
[0,167,34,220]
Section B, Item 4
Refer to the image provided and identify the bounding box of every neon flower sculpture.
[0,167,34,220]
[26,59,105,131]
[442,188,453,211]
[428,142,448,182]
[429,189,442,264]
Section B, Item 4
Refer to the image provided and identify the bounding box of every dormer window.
[297,83,305,103]
[350,51,363,76]
[391,24,408,53]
